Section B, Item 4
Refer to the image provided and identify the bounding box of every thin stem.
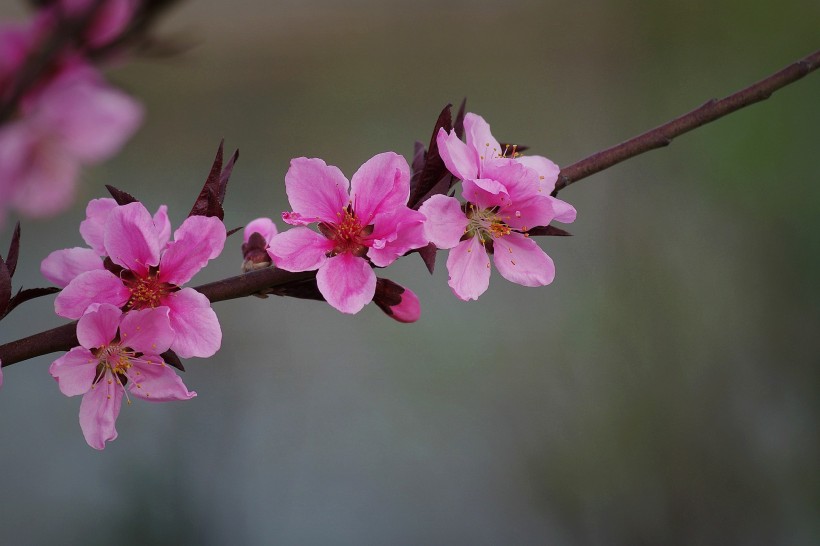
[0,50,818,368]
[553,49,820,193]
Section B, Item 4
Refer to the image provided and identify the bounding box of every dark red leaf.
[105,185,138,206]
[408,104,454,209]
[527,225,573,237]
[226,226,243,238]
[417,243,438,274]
[411,140,426,174]
[454,97,467,139]
[0,258,10,317]
[218,148,239,204]
[3,286,60,318]
[161,350,185,372]
[6,221,20,278]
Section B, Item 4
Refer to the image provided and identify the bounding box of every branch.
[1,50,818,368]
[553,49,820,193]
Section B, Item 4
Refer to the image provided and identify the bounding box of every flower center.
[318,205,373,257]
[466,204,511,245]
[96,343,135,376]
[122,270,176,310]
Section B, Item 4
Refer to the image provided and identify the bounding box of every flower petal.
[492,233,555,287]
[516,155,560,194]
[104,202,160,275]
[243,217,278,245]
[285,157,349,222]
[463,113,502,163]
[153,205,171,249]
[549,196,577,224]
[350,152,411,224]
[162,288,221,358]
[79,197,117,253]
[126,359,196,402]
[79,371,123,450]
[268,227,333,272]
[446,236,491,301]
[49,346,97,397]
[55,270,129,319]
[501,195,556,232]
[118,306,174,355]
[462,178,509,209]
[481,159,541,202]
[366,208,427,267]
[316,253,376,314]
[40,247,103,288]
[76,303,121,349]
[436,127,478,181]
[418,194,467,250]
[159,215,226,286]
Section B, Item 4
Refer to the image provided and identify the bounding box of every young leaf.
[0,258,10,318]
[527,225,573,237]
[105,185,138,206]
[454,97,467,139]
[189,141,239,219]
[6,222,20,278]
[417,243,438,275]
[161,350,185,372]
[408,104,453,209]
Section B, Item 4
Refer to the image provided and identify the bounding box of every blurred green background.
[1,1,818,544]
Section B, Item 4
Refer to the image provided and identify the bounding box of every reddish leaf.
[408,104,454,209]
[218,149,239,204]
[454,97,467,139]
[0,258,10,317]
[3,286,60,318]
[6,221,20,278]
[527,225,573,237]
[226,226,243,238]
[105,184,138,206]
[411,140,426,174]
[417,243,438,274]
[161,350,185,372]
[190,141,238,220]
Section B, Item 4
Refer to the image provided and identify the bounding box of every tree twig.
[1,50,818,368]
[553,49,820,194]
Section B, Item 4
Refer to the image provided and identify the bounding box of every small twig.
[553,49,820,194]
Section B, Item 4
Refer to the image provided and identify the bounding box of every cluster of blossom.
[0,0,142,225]
[33,112,573,450]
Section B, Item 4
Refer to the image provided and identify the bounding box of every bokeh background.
[1,1,818,544]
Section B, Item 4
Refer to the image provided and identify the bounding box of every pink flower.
[50,303,195,450]
[51,201,225,358]
[421,113,576,301]
[268,153,427,314]
[0,64,142,220]
[373,278,421,323]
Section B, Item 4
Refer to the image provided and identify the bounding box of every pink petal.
[79,197,117,253]
[285,157,349,223]
[500,195,556,232]
[349,152,411,224]
[418,194,467,250]
[463,113,502,165]
[49,346,97,397]
[162,288,221,359]
[37,67,143,163]
[481,159,540,202]
[462,178,509,209]
[76,303,121,349]
[153,205,172,249]
[41,247,103,288]
[516,155,560,194]
[79,371,123,450]
[243,217,278,245]
[366,208,428,267]
[126,359,196,402]
[436,127,478,181]
[55,270,129,319]
[492,233,555,287]
[446,236,491,301]
[158,215,226,286]
[549,196,577,224]
[118,307,174,355]
[104,202,160,275]
[268,227,333,272]
[316,253,376,314]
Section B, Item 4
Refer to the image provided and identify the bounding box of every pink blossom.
[241,217,277,272]
[422,113,576,300]
[50,303,195,450]
[0,64,143,220]
[373,278,421,323]
[51,201,225,358]
[268,153,427,314]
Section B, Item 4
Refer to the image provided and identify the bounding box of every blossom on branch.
[421,113,576,300]
[46,200,225,358]
[50,303,195,450]
[269,153,427,314]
